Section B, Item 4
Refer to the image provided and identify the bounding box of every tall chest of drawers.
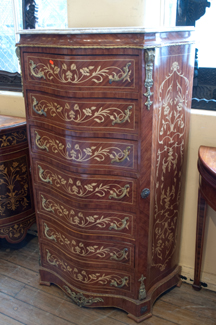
[17,28,194,322]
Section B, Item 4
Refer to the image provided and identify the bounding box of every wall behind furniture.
[67,0,177,28]
[0,91,25,118]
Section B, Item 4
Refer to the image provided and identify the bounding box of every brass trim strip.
[16,41,195,50]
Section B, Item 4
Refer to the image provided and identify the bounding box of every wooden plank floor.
[0,234,215,325]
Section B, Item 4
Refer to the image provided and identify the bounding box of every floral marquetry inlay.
[0,157,31,216]
[46,249,129,288]
[0,129,26,148]
[44,223,129,262]
[29,59,132,85]
[0,217,35,242]
[34,130,131,165]
[152,62,189,271]
[38,165,131,201]
[40,194,130,232]
[32,96,133,127]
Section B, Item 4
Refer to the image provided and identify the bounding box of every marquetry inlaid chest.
[17,27,194,322]
[0,115,35,243]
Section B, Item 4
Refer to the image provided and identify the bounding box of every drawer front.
[33,160,135,207]
[41,244,133,293]
[39,218,134,267]
[27,92,137,136]
[30,127,137,172]
[24,53,136,91]
[36,190,135,238]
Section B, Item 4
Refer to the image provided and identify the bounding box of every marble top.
[17,26,195,35]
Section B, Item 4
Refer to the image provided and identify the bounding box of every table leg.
[192,188,207,291]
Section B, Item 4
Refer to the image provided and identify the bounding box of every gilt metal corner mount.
[144,49,155,110]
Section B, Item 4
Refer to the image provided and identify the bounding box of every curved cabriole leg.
[192,189,207,291]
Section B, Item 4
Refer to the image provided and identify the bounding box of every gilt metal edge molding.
[16,41,195,50]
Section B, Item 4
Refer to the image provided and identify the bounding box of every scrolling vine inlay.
[0,129,27,148]
[32,96,133,127]
[38,165,130,201]
[0,217,35,241]
[44,223,129,261]
[29,59,132,85]
[40,194,130,231]
[152,62,189,271]
[46,249,129,288]
[34,131,131,165]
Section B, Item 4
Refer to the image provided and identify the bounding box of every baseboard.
[181,265,216,292]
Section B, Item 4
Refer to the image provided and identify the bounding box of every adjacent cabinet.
[0,115,35,243]
[18,28,194,322]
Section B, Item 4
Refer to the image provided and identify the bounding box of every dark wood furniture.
[193,146,216,291]
[17,27,194,322]
[0,115,35,243]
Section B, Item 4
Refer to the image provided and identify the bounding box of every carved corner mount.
[144,49,155,110]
